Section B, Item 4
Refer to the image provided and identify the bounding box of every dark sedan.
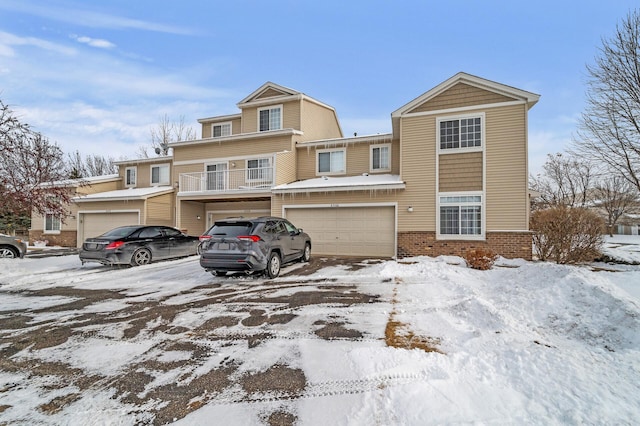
[80,225,200,266]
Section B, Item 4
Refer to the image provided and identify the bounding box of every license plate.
[217,243,230,250]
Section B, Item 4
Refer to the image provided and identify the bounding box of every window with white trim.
[247,158,272,182]
[125,166,137,187]
[439,194,483,237]
[258,105,282,132]
[439,116,482,150]
[212,122,231,137]
[370,144,391,172]
[151,164,170,186]
[317,149,346,175]
[45,213,61,233]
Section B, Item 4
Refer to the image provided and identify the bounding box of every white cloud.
[0,0,195,35]
[0,30,76,56]
[72,35,116,49]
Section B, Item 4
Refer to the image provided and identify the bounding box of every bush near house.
[530,206,604,264]
[464,248,498,270]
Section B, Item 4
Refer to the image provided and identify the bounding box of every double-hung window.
[438,194,483,238]
[45,213,61,233]
[317,149,346,175]
[212,122,231,137]
[151,164,170,186]
[247,158,272,182]
[370,144,391,172]
[125,166,137,187]
[258,105,282,132]
[439,115,483,151]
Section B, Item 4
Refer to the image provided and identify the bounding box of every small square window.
[151,164,170,186]
[212,122,231,137]
[371,144,391,172]
[317,149,345,175]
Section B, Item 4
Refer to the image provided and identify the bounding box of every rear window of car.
[207,221,255,237]
[100,226,140,238]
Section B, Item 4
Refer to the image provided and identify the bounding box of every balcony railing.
[179,167,274,194]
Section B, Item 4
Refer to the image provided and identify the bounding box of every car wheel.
[0,247,17,258]
[300,243,311,262]
[214,270,226,277]
[266,252,281,278]
[131,248,152,266]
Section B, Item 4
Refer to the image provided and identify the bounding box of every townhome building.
[33,72,539,259]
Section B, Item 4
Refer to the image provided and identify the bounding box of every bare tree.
[573,9,640,191]
[529,153,594,209]
[144,114,196,157]
[0,100,76,222]
[66,150,117,177]
[593,175,640,236]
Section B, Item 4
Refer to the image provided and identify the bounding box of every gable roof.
[392,72,540,118]
[236,81,337,112]
[237,81,301,106]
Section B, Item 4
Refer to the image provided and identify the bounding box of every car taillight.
[199,235,212,242]
[237,235,261,242]
[105,241,125,250]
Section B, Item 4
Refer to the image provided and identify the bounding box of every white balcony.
[178,167,274,194]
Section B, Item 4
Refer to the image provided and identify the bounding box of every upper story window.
[212,122,232,137]
[151,163,170,186]
[258,105,282,132]
[438,115,483,151]
[125,166,137,187]
[370,144,391,172]
[438,193,483,238]
[317,148,346,175]
[247,158,272,182]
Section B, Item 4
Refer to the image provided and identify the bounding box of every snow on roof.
[272,174,405,194]
[74,186,174,202]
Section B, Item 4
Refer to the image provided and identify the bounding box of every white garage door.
[80,212,139,242]
[286,206,395,257]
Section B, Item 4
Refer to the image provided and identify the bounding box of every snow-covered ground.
[0,238,638,425]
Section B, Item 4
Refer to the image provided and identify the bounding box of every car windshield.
[99,226,140,238]
[208,222,255,237]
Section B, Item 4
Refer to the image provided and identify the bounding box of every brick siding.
[397,231,532,260]
[29,230,77,248]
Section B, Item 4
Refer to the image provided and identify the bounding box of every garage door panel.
[286,206,395,257]
[80,212,139,244]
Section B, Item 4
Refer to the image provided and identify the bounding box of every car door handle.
[144,239,153,242]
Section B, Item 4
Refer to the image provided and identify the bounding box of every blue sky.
[0,0,637,175]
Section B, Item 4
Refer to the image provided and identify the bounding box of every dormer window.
[258,105,282,132]
[212,122,231,137]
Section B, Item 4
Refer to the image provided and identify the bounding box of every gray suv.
[199,217,311,278]
[0,234,28,258]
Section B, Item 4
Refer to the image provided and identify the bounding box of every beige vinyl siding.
[146,193,174,226]
[256,88,286,99]
[272,192,402,216]
[439,151,483,192]
[77,180,121,196]
[118,162,170,188]
[396,115,437,232]
[205,200,271,212]
[201,117,242,138]
[299,99,343,141]
[179,200,206,235]
[78,200,145,216]
[295,140,400,181]
[409,83,515,113]
[241,101,301,133]
[485,104,529,231]
[173,135,294,163]
[275,150,297,185]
